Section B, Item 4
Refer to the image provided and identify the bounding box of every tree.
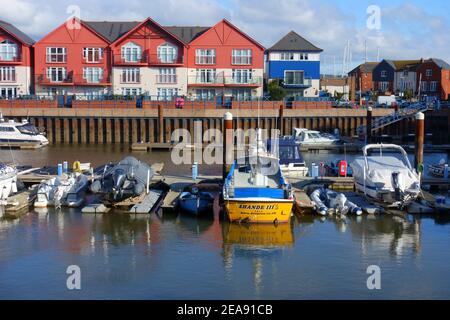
[403,88,413,101]
[267,79,287,101]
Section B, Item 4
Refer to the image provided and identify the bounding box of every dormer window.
[0,40,18,61]
[121,42,142,62]
[426,69,432,77]
[157,43,178,63]
[381,70,387,78]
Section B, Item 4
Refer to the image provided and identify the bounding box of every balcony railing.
[35,73,111,86]
[283,78,312,87]
[113,53,184,65]
[188,75,263,86]
[0,54,22,63]
[156,74,177,84]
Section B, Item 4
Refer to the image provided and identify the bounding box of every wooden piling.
[366,106,372,144]
[223,112,233,180]
[414,112,425,171]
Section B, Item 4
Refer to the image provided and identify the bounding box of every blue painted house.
[265,31,322,98]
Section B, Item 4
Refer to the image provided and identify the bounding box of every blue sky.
[1,0,448,74]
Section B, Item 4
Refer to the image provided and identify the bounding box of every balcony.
[224,76,262,87]
[35,73,111,86]
[113,53,184,66]
[282,78,312,88]
[0,54,22,65]
[155,74,177,84]
[188,75,263,87]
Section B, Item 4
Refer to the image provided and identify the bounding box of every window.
[0,87,17,98]
[46,47,66,63]
[0,67,16,82]
[195,49,216,64]
[284,71,304,85]
[197,69,216,83]
[83,67,103,83]
[232,49,252,65]
[0,40,18,61]
[121,42,142,62]
[232,69,253,84]
[403,71,409,76]
[157,43,178,63]
[420,81,428,92]
[196,89,215,100]
[46,67,67,82]
[280,52,295,61]
[430,81,438,92]
[426,69,432,77]
[232,89,252,101]
[157,88,178,100]
[83,48,103,63]
[300,53,308,60]
[379,81,389,91]
[381,70,387,78]
[121,68,140,83]
[0,126,15,132]
[157,68,176,83]
[122,88,141,96]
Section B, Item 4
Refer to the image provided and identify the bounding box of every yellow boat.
[223,142,294,224]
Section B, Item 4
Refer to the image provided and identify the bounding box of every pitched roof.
[164,26,210,43]
[349,62,378,74]
[82,21,140,43]
[391,60,422,70]
[0,20,34,45]
[430,58,450,70]
[267,31,322,52]
[320,76,348,86]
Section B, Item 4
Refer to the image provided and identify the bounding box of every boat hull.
[224,198,293,223]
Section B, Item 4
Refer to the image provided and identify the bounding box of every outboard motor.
[112,168,127,200]
[391,171,404,201]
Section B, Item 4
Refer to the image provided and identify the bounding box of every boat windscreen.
[17,124,40,135]
[279,145,304,163]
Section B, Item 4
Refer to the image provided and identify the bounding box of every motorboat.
[350,144,420,208]
[292,128,340,146]
[223,131,294,224]
[309,187,362,216]
[427,159,448,178]
[178,186,215,215]
[0,117,48,146]
[34,172,89,208]
[267,137,308,177]
[0,163,18,205]
[90,156,154,202]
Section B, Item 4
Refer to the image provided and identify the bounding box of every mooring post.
[366,106,372,144]
[414,112,425,172]
[278,104,284,136]
[223,112,233,180]
[158,104,164,143]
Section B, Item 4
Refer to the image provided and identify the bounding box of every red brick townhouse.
[33,17,265,100]
[348,62,378,94]
[416,58,450,100]
[0,20,34,98]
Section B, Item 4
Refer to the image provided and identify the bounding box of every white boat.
[0,163,18,205]
[292,128,340,146]
[0,117,48,146]
[267,138,308,177]
[350,144,420,208]
[34,173,89,208]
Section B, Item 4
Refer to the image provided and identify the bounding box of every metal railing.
[113,53,184,65]
[35,73,111,85]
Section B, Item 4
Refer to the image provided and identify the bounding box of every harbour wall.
[0,106,448,145]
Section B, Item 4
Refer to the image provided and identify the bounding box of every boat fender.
[73,161,82,173]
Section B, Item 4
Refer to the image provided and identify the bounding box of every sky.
[1,0,449,75]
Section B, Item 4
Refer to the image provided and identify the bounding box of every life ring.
[73,161,82,173]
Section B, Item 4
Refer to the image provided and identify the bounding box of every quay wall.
[0,106,448,145]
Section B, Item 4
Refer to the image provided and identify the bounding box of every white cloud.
[0,0,448,74]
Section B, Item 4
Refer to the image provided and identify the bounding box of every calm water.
[0,145,449,300]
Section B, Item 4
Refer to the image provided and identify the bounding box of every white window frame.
[232,88,252,101]
[0,87,18,98]
[0,40,18,61]
[83,67,103,83]
[83,47,103,63]
[197,69,216,83]
[379,81,389,91]
[280,52,295,61]
[157,68,177,84]
[232,69,253,84]
[284,70,304,85]
[426,69,432,77]
[381,70,387,78]
[157,43,178,63]
[121,42,142,63]
[46,67,67,82]
[0,66,16,82]
[46,47,67,63]
[121,68,140,83]
[196,89,215,100]
[232,49,252,65]
[420,81,427,92]
[195,49,216,65]
[430,81,438,92]
[157,88,178,100]
[122,87,142,96]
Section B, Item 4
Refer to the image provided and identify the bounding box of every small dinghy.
[427,159,448,178]
[309,187,362,216]
[178,186,215,215]
[90,156,154,202]
[0,163,18,205]
[34,172,89,208]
